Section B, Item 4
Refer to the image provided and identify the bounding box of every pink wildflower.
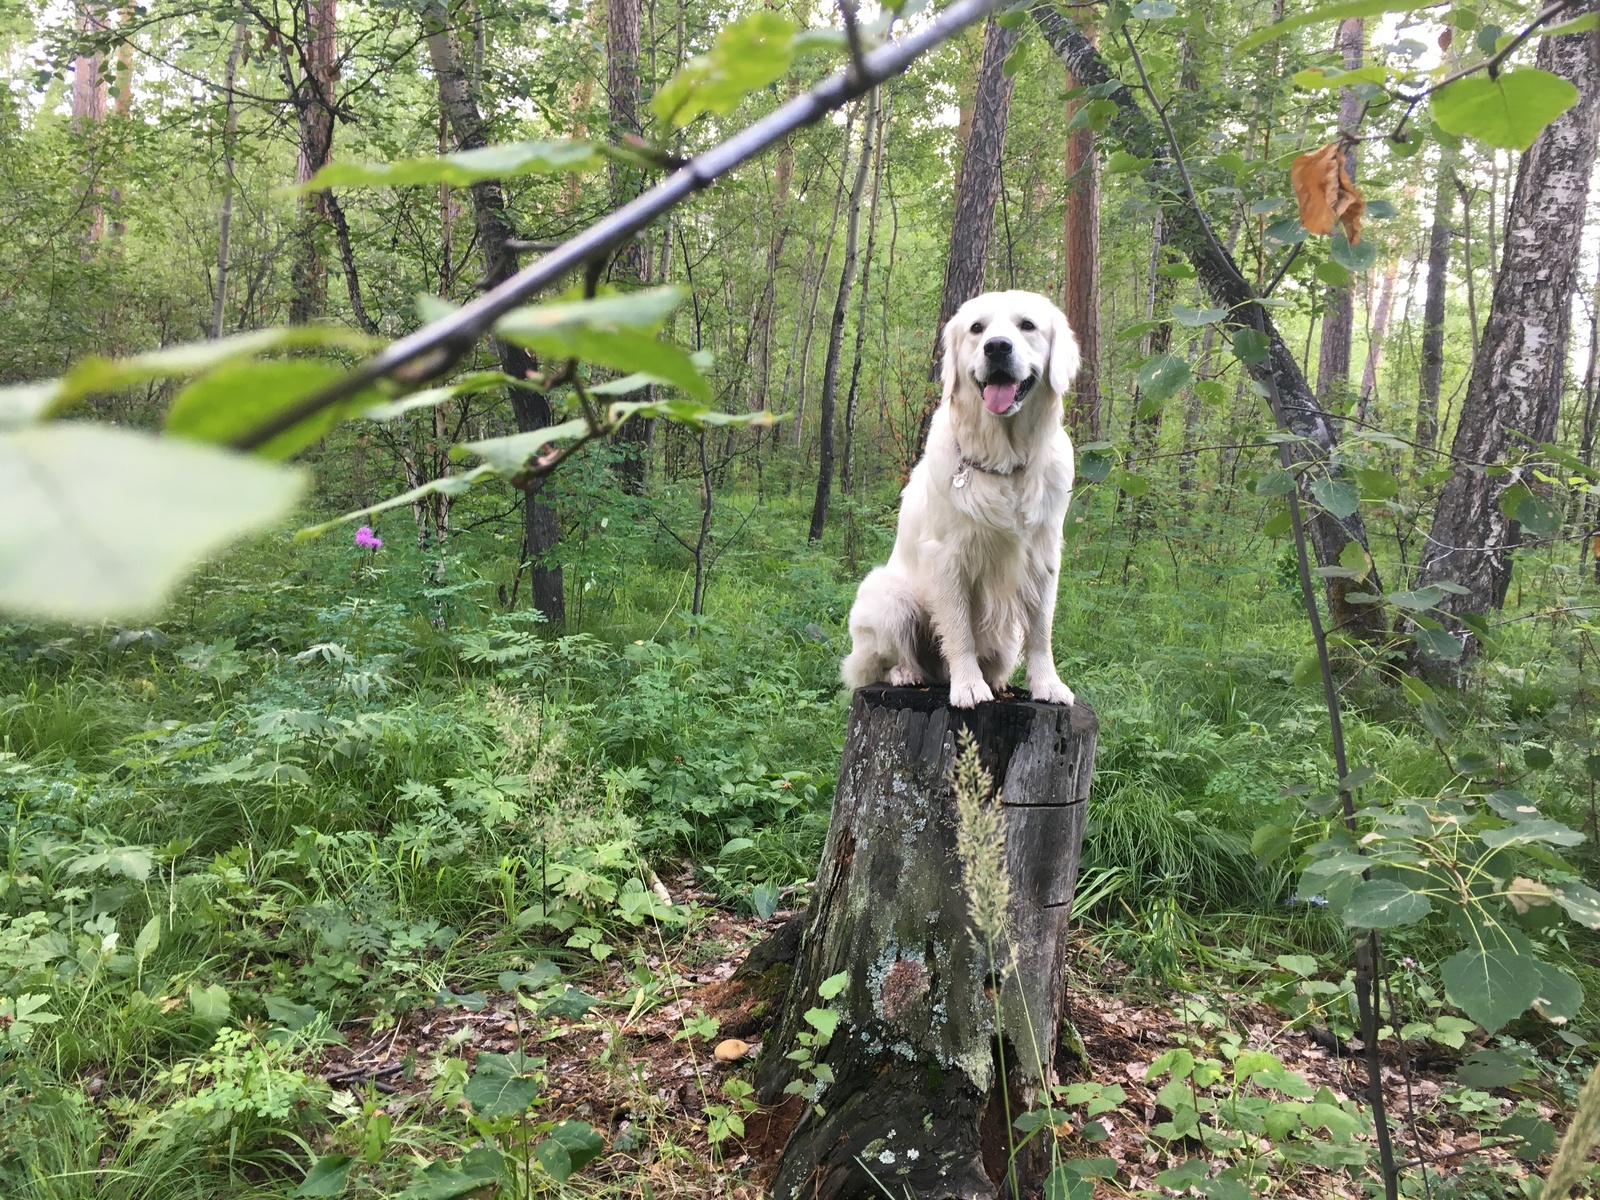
[354,526,383,550]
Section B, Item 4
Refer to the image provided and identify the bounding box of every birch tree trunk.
[841,89,891,500]
[423,0,564,627]
[809,93,879,544]
[1063,38,1101,443]
[918,16,1021,457]
[607,0,652,490]
[1358,258,1398,413]
[1417,7,1600,631]
[1315,18,1363,401]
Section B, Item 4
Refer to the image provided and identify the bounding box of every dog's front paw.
[949,678,995,708]
[1029,677,1076,706]
[888,664,925,687]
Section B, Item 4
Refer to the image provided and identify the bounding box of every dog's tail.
[841,568,922,689]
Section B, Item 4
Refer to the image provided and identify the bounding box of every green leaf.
[1386,585,1445,611]
[134,915,161,965]
[1432,68,1579,151]
[653,12,798,127]
[1106,150,1152,173]
[1231,328,1270,364]
[1310,477,1360,518]
[303,140,604,191]
[1480,819,1584,849]
[1329,229,1378,272]
[1515,492,1563,536]
[1339,539,1371,581]
[297,466,495,540]
[1531,961,1584,1023]
[1136,353,1191,403]
[188,982,231,1025]
[1,425,305,623]
[1342,879,1432,928]
[362,372,516,421]
[817,971,849,1000]
[458,419,593,474]
[166,359,377,459]
[496,289,707,398]
[296,1155,353,1198]
[1365,198,1399,219]
[463,1065,540,1118]
[1043,1165,1095,1200]
[1315,260,1352,286]
[1502,1112,1559,1161]
[1172,303,1227,327]
[1113,469,1150,498]
[1523,744,1554,770]
[535,1120,605,1181]
[1238,0,1441,52]
[1552,881,1600,929]
[1130,0,1177,16]
[804,1007,840,1040]
[1263,217,1309,248]
[1441,947,1543,1032]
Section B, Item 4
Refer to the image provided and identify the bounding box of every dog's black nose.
[983,337,1012,359]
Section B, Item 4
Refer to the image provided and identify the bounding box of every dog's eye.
[969,321,984,334]
[1018,319,1037,332]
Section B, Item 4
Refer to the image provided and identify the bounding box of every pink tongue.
[983,382,1019,413]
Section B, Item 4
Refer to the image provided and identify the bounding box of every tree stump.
[754,685,1098,1200]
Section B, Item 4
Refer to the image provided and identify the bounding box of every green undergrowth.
[1,484,1596,1196]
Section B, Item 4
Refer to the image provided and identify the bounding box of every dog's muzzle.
[976,366,1037,417]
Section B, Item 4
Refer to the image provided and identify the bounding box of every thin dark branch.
[228,0,1007,453]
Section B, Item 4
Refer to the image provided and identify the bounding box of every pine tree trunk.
[1314,17,1362,401]
[756,686,1097,1200]
[423,0,564,627]
[809,93,879,544]
[919,17,1021,457]
[72,0,109,243]
[1417,5,1600,631]
[1415,152,1456,457]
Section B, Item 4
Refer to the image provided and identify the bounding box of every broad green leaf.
[1432,68,1579,151]
[1106,150,1152,173]
[1413,627,1462,660]
[1309,477,1359,518]
[463,1064,540,1117]
[1530,962,1584,1023]
[1386,585,1444,611]
[1514,492,1562,536]
[1130,0,1177,16]
[1365,198,1399,219]
[1552,881,1600,928]
[1172,303,1227,327]
[1238,0,1440,51]
[535,1121,605,1181]
[134,915,161,964]
[804,1006,840,1039]
[303,140,604,191]
[1232,328,1270,364]
[1264,217,1309,249]
[188,982,231,1024]
[1293,64,1389,89]
[1329,230,1378,271]
[1441,947,1543,1032]
[1543,12,1600,36]
[362,372,517,421]
[1316,260,1351,286]
[1043,1165,1095,1200]
[1342,879,1431,928]
[1136,353,1191,403]
[1480,818,1584,849]
[817,970,849,1000]
[1,425,305,622]
[297,466,495,539]
[1339,539,1371,580]
[166,359,375,459]
[496,290,708,398]
[1502,1113,1558,1162]
[295,1155,353,1198]
[497,287,686,335]
[653,12,798,127]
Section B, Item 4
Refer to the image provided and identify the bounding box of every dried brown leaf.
[1291,143,1365,243]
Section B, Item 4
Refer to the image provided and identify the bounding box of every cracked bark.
[1417,8,1600,632]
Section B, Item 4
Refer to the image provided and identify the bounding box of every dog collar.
[952,438,1026,489]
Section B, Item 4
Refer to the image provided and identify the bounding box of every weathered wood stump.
[754,685,1097,1200]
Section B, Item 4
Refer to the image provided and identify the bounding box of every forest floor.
[309,884,1550,1199]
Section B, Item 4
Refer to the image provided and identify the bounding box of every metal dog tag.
[953,465,970,489]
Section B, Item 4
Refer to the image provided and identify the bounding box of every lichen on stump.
[754,685,1097,1199]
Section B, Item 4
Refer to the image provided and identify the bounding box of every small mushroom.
[713,1038,751,1063]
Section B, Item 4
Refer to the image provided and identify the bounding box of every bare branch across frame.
[230,0,1009,454]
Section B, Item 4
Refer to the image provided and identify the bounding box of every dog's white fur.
[841,290,1079,709]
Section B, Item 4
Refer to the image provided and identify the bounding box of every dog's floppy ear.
[941,313,961,400]
[1048,305,1081,396]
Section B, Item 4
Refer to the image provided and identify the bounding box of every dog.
[841,290,1079,709]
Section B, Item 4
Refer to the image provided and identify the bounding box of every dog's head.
[941,291,1079,418]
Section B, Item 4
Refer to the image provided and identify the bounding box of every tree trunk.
[809,92,879,544]
[1417,6,1600,629]
[288,0,338,324]
[918,17,1021,458]
[72,0,109,243]
[842,89,891,500]
[1062,41,1101,443]
[423,0,564,627]
[1357,257,1398,412]
[1415,152,1456,457]
[793,106,855,448]
[1315,18,1363,401]
[756,686,1097,1200]
[1033,7,1387,642]
[211,24,245,339]
[607,0,652,490]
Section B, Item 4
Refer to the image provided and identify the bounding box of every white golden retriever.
[841,290,1078,709]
